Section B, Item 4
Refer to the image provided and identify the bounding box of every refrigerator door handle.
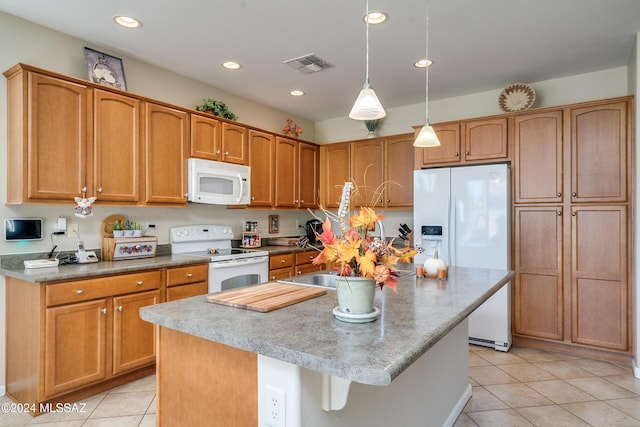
[450,196,456,266]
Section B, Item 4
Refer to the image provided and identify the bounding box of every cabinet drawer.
[166,282,208,301]
[166,264,209,287]
[269,253,294,269]
[269,267,295,281]
[46,270,162,306]
[295,250,317,266]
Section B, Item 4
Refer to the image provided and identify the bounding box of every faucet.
[377,220,385,244]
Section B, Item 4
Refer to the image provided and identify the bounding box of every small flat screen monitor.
[4,218,43,241]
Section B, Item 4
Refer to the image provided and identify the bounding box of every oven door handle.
[209,256,269,268]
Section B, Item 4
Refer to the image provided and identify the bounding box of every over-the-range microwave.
[187,158,251,205]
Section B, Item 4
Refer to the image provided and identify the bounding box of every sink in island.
[140,266,514,427]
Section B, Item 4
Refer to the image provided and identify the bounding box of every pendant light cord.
[425,0,430,122]
[365,0,370,85]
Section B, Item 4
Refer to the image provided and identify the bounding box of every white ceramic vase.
[335,276,376,314]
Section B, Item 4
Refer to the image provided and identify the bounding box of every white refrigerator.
[414,163,511,351]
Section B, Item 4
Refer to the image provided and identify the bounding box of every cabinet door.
[321,143,350,208]
[570,101,628,203]
[93,89,140,202]
[45,299,107,397]
[248,130,275,207]
[27,72,89,201]
[274,137,298,208]
[414,123,461,167]
[113,290,160,374]
[385,134,414,207]
[298,142,319,209]
[191,114,222,160]
[571,206,628,351]
[514,111,563,203]
[464,117,508,161]
[350,139,384,207]
[221,122,248,165]
[142,102,188,205]
[514,207,563,340]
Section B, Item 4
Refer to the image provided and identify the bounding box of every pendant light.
[349,0,386,120]
[414,0,440,147]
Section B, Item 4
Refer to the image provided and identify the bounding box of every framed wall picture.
[269,215,280,234]
[84,47,127,91]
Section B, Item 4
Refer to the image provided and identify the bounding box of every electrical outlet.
[68,223,79,238]
[266,385,285,427]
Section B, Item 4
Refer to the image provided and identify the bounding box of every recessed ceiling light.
[289,90,305,96]
[364,11,388,24]
[222,61,241,70]
[414,58,434,68]
[113,16,142,29]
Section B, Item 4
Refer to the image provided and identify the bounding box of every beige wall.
[0,10,637,393]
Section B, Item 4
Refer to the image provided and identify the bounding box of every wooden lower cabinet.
[268,250,324,280]
[513,205,631,360]
[165,263,209,301]
[571,205,628,351]
[6,270,163,411]
[514,207,563,340]
[44,299,108,397]
[295,250,323,275]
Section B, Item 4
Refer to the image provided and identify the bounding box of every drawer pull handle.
[137,280,144,285]
[101,308,107,314]
[117,306,123,312]
[76,289,84,295]
[281,259,286,263]
[271,275,276,280]
[187,273,193,278]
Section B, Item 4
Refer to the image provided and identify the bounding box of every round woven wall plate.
[498,83,536,112]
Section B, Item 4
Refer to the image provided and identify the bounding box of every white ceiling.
[1,0,639,122]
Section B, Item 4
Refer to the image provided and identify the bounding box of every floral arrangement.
[283,118,302,137]
[310,186,416,291]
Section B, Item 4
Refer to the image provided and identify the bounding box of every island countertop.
[140,267,514,386]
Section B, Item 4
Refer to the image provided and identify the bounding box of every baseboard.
[633,357,639,379]
[444,384,472,427]
[0,384,6,396]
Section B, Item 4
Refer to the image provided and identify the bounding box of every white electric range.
[170,225,269,293]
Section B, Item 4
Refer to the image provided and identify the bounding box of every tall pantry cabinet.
[513,97,633,360]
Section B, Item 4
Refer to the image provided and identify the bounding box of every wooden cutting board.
[206,282,327,312]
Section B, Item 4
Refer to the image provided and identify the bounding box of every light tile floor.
[456,345,640,427]
[0,345,638,426]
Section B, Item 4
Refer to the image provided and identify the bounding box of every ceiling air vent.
[284,54,334,74]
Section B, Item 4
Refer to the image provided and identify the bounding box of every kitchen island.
[140,267,514,427]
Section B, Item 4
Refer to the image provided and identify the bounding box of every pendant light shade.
[414,0,440,147]
[349,82,386,120]
[414,123,440,147]
[350,0,386,121]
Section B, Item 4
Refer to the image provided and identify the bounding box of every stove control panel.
[170,225,234,243]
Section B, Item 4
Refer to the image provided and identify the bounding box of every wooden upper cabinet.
[570,101,628,203]
[248,129,275,207]
[221,122,248,165]
[350,139,384,207]
[514,110,563,203]
[142,102,188,206]
[414,123,461,168]
[10,71,90,202]
[464,117,508,161]
[513,206,564,340]
[298,142,319,209]
[93,89,140,203]
[571,205,628,350]
[320,143,350,209]
[274,137,298,208]
[190,114,222,161]
[385,134,414,207]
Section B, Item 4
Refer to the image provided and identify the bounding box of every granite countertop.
[0,254,209,283]
[140,266,514,386]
